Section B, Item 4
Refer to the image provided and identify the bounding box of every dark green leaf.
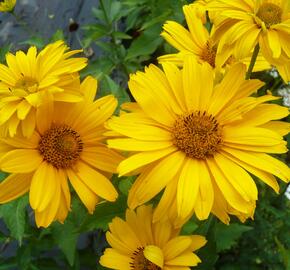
[215,223,253,252]
[0,196,28,245]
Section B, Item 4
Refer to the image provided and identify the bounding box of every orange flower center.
[172,111,223,159]
[38,124,83,169]
[256,3,282,27]
[200,41,217,68]
[130,247,161,270]
[15,76,39,93]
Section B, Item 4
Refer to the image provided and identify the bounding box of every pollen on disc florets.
[38,124,83,169]
[130,247,161,270]
[172,111,223,159]
[256,3,282,28]
[200,41,217,68]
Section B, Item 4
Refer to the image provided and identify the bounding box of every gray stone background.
[0,0,98,50]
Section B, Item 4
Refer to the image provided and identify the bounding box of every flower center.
[172,111,223,159]
[130,247,161,270]
[15,76,39,93]
[200,41,217,68]
[256,3,282,27]
[38,124,83,169]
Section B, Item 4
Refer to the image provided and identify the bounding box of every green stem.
[246,43,260,80]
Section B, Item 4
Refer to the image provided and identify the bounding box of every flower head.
[100,205,206,270]
[0,40,87,137]
[107,59,290,226]
[0,0,16,12]
[208,0,290,82]
[0,76,123,227]
[159,4,270,74]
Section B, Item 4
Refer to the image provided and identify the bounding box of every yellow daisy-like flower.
[100,205,206,270]
[208,0,290,82]
[0,76,123,228]
[107,59,290,226]
[159,4,270,73]
[0,40,87,137]
[0,0,16,12]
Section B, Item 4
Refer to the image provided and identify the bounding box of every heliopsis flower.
[0,76,123,227]
[208,0,290,82]
[159,4,270,73]
[100,205,206,270]
[107,59,290,225]
[0,40,87,137]
[0,0,16,12]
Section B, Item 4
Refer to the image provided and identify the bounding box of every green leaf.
[102,75,130,107]
[17,245,31,270]
[50,29,65,42]
[0,171,9,182]
[112,31,132,40]
[19,36,45,48]
[0,196,28,245]
[125,25,163,60]
[118,176,134,195]
[51,221,79,266]
[140,10,171,30]
[78,195,127,232]
[0,45,12,63]
[215,223,253,252]
[181,219,198,235]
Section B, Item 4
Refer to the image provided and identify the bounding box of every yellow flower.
[0,77,123,228]
[107,59,290,225]
[208,0,290,82]
[99,204,206,270]
[0,40,87,137]
[0,0,16,12]
[159,4,270,73]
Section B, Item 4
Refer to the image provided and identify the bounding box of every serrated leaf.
[215,223,253,252]
[51,221,78,266]
[0,196,28,245]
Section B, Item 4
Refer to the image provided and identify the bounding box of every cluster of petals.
[0,0,16,12]
[0,42,123,227]
[159,3,271,77]
[0,41,87,137]
[107,58,290,227]
[208,0,290,82]
[100,205,206,270]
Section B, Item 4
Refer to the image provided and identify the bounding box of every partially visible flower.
[0,77,123,228]
[100,205,206,270]
[159,4,270,74]
[107,59,290,226]
[0,0,16,12]
[208,0,290,82]
[0,40,87,137]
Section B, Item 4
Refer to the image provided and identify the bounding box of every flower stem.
[246,44,260,80]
